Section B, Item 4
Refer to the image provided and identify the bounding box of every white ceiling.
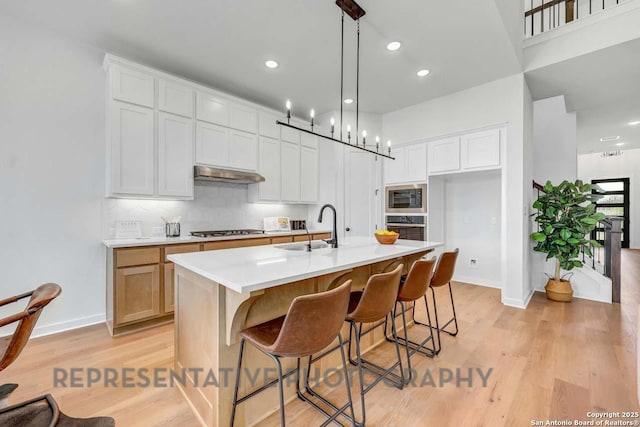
[525,37,640,154]
[0,0,522,116]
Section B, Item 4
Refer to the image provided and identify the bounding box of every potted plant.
[530,180,604,302]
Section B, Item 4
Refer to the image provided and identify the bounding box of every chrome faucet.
[317,204,338,248]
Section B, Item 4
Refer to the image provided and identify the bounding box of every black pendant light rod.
[355,18,360,146]
[340,3,345,142]
[276,120,395,160]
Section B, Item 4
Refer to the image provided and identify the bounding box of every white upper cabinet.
[428,137,460,174]
[158,79,194,118]
[384,143,427,184]
[228,130,257,171]
[259,111,280,139]
[461,128,501,170]
[301,132,318,149]
[196,122,228,167]
[281,126,301,144]
[427,128,502,176]
[109,102,155,196]
[158,112,194,197]
[110,65,155,108]
[249,137,281,202]
[196,92,229,126]
[300,146,319,203]
[384,148,406,184]
[405,144,428,182]
[280,142,301,202]
[229,103,257,133]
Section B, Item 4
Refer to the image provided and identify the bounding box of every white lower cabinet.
[280,142,301,202]
[158,112,194,198]
[109,102,155,196]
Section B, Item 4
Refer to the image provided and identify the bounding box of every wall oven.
[385,184,427,214]
[385,215,426,241]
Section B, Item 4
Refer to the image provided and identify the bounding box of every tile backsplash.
[102,181,308,238]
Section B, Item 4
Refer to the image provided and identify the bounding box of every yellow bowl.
[375,232,399,245]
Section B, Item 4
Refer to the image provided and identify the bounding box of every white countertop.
[102,229,331,248]
[168,236,443,294]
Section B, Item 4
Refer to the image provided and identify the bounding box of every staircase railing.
[525,0,622,37]
[532,180,622,303]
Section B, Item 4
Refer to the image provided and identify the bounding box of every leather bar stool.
[230,281,355,427]
[414,249,460,355]
[384,258,437,378]
[345,265,405,426]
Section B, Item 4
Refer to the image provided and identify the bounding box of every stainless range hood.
[193,166,265,184]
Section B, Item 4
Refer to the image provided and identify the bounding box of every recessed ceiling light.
[616,142,625,146]
[417,69,430,77]
[265,60,278,69]
[386,41,402,51]
[628,120,640,126]
[344,98,354,104]
[600,135,620,142]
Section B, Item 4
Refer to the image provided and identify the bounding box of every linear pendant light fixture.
[276,0,395,160]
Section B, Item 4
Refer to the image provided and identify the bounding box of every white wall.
[442,170,502,287]
[578,148,640,248]
[530,95,578,293]
[533,95,577,184]
[383,73,532,308]
[0,14,107,335]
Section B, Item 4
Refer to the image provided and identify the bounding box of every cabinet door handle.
[345,227,351,232]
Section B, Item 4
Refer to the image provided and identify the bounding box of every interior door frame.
[591,177,630,249]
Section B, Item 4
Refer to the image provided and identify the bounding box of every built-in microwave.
[385,184,427,213]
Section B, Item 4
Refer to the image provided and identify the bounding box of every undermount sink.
[276,241,329,251]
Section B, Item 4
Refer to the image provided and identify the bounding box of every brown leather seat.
[384,259,437,374]
[0,283,62,372]
[0,284,115,425]
[1,284,62,409]
[231,281,355,427]
[414,249,460,355]
[345,265,405,426]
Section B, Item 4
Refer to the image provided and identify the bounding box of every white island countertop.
[168,237,443,294]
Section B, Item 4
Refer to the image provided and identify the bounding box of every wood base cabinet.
[106,235,330,336]
[115,265,160,324]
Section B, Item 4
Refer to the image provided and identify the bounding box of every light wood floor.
[3,250,639,426]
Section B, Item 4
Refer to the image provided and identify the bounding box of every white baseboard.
[501,288,535,309]
[453,275,502,289]
[0,313,106,339]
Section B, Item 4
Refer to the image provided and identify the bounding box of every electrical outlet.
[469,258,478,269]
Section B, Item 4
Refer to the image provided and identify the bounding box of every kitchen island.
[168,236,442,427]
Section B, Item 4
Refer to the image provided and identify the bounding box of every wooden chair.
[1,283,62,406]
[0,284,115,426]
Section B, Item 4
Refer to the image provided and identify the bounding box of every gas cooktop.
[190,229,265,238]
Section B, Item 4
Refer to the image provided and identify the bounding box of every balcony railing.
[525,0,625,37]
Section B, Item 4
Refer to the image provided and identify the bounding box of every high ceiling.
[0,0,522,116]
[525,37,640,154]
